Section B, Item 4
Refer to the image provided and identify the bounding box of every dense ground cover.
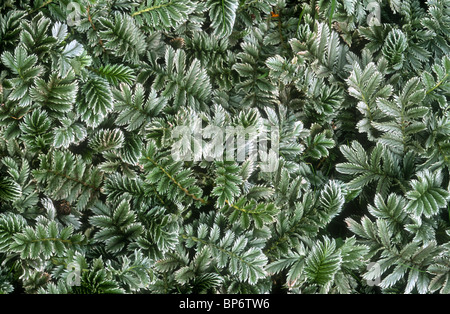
[0,0,449,294]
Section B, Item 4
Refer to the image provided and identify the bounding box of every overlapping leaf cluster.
[0,0,449,294]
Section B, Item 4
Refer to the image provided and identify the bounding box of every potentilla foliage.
[0,0,449,294]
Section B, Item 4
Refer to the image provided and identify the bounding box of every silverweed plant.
[0,0,449,294]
